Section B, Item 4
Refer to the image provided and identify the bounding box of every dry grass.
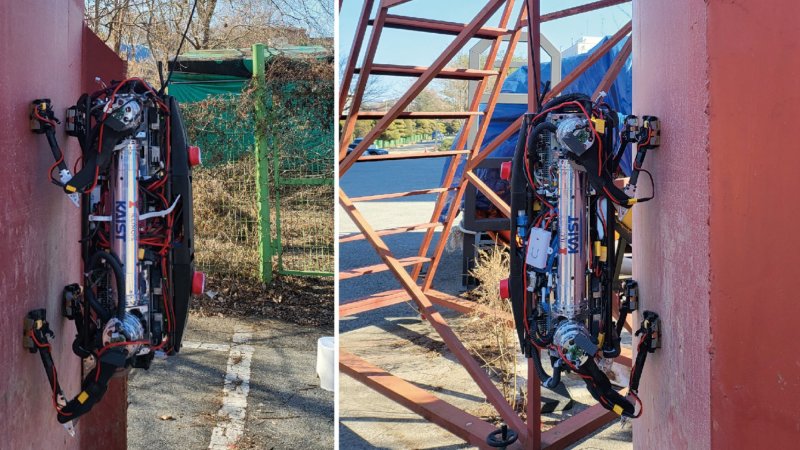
[193,155,260,278]
[276,182,334,274]
[191,155,333,327]
[454,244,528,416]
[192,155,333,277]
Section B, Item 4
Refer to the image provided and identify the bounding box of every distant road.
[385,139,440,152]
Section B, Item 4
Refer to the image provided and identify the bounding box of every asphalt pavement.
[340,157,465,330]
[128,314,333,450]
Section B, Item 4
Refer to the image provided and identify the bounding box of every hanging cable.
[160,0,200,95]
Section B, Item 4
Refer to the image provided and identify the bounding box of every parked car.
[347,138,389,155]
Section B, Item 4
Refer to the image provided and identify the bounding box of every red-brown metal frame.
[339,1,634,448]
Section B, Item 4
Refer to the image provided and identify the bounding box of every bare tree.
[85,0,333,80]
[338,57,391,113]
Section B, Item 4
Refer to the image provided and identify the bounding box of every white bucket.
[316,336,335,392]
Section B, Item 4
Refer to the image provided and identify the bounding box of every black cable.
[87,251,127,319]
[159,0,199,95]
[635,168,656,202]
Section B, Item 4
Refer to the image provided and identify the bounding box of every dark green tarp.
[168,45,329,103]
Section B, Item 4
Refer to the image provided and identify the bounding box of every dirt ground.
[192,274,333,329]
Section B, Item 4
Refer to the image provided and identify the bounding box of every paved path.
[128,314,334,450]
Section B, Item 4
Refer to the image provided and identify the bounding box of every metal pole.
[526,3,542,446]
[273,120,283,274]
[253,43,273,284]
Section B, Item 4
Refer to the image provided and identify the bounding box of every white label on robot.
[526,227,551,269]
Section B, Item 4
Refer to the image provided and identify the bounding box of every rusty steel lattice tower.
[339,1,634,448]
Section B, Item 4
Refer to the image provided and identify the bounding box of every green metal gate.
[179,43,333,283]
[253,44,334,281]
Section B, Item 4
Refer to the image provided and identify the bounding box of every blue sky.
[339,1,631,99]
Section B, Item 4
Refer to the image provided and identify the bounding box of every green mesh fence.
[265,76,334,277]
[181,63,333,280]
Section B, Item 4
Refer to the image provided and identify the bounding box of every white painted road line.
[181,341,231,352]
[208,327,255,449]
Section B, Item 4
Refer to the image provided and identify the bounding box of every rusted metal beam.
[341,111,483,120]
[338,285,511,320]
[339,222,442,244]
[540,402,620,449]
[592,36,632,100]
[525,4,541,444]
[340,351,523,449]
[426,290,515,327]
[514,0,631,28]
[376,14,511,39]
[528,357,540,446]
[381,0,414,7]
[615,346,632,367]
[340,3,388,157]
[339,0,375,117]
[339,190,529,442]
[340,256,432,280]
[541,0,630,23]
[466,171,511,217]
[350,188,455,202]
[340,289,410,317]
[340,0,508,176]
[526,0,540,109]
[412,0,523,283]
[356,64,499,80]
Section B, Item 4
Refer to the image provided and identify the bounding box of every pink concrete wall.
[0,1,126,448]
[635,0,800,447]
[707,1,800,447]
[632,0,711,448]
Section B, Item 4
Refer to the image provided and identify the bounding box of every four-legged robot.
[499,93,662,426]
[25,78,203,432]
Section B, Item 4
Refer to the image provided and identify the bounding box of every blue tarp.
[443,36,633,217]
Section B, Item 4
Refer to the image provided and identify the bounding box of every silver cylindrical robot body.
[554,158,588,320]
[111,138,141,309]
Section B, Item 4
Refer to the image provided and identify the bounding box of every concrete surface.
[339,159,632,449]
[634,0,800,447]
[128,314,333,450]
[0,3,127,448]
[632,0,711,448]
[705,1,800,447]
